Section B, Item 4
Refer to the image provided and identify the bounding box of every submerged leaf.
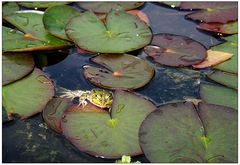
[3,2,19,16]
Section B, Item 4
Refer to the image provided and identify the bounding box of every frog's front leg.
[78,91,91,108]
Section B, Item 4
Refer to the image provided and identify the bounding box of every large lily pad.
[18,2,70,9]
[83,54,154,90]
[144,34,207,67]
[139,102,237,162]
[3,2,19,16]
[61,90,156,158]
[43,5,81,40]
[78,2,144,13]
[200,83,237,109]
[3,53,35,85]
[181,2,238,23]
[65,10,152,53]
[2,68,54,119]
[212,35,237,73]
[207,71,237,89]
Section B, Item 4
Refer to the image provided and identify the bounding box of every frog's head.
[91,89,113,108]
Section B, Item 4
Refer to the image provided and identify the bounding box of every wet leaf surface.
[144,34,207,67]
[3,2,19,16]
[83,54,154,90]
[78,2,144,13]
[18,2,70,9]
[3,53,35,85]
[66,10,152,53]
[3,68,54,119]
[61,90,156,158]
[181,2,238,23]
[200,83,237,109]
[139,102,237,162]
[43,5,81,40]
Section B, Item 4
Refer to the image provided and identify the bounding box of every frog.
[58,87,113,109]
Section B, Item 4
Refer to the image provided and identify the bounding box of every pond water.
[3,2,225,163]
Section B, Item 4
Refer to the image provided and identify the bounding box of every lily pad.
[197,21,238,35]
[18,2,70,9]
[144,34,207,67]
[200,83,237,109]
[61,90,156,158]
[78,2,144,13]
[212,35,237,73]
[3,53,35,85]
[2,68,54,119]
[139,102,237,162]
[83,54,154,90]
[3,2,19,16]
[42,97,72,133]
[65,10,152,53]
[207,71,237,89]
[181,2,238,23]
[3,11,71,52]
[43,5,81,40]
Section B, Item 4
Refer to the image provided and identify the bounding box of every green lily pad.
[200,83,237,109]
[42,97,72,133]
[65,10,152,53]
[3,53,35,85]
[78,2,144,13]
[3,68,54,119]
[181,2,238,23]
[3,11,71,52]
[197,21,238,35]
[212,35,237,73]
[144,34,207,67]
[43,5,81,40]
[61,90,156,158]
[139,102,237,162]
[207,71,237,89]
[2,106,13,123]
[3,2,19,16]
[83,54,154,90]
[18,2,70,9]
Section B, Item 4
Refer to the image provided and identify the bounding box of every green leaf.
[65,10,152,53]
[83,54,154,90]
[3,53,35,85]
[61,90,156,158]
[18,2,70,9]
[3,68,54,119]
[3,2,19,16]
[200,83,237,109]
[78,2,144,13]
[139,102,237,162]
[43,5,81,40]
[144,34,207,67]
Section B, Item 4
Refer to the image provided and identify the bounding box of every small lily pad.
[139,102,237,162]
[207,71,237,89]
[65,10,152,53]
[3,53,35,85]
[181,2,238,23]
[3,2,19,16]
[197,21,238,35]
[61,90,156,158]
[43,5,81,40]
[200,83,237,109]
[78,2,144,13]
[18,2,70,9]
[144,34,207,67]
[83,54,154,90]
[3,68,54,119]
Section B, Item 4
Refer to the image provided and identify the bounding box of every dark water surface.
[3,2,222,163]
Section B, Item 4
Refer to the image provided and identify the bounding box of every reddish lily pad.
[78,2,144,13]
[144,34,207,67]
[181,2,238,23]
[43,5,81,40]
[200,83,237,110]
[65,10,152,53]
[2,68,54,119]
[83,54,154,90]
[42,97,72,133]
[18,2,70,9]
[3,53,35,85]
[61,90,156,158]
[139,102,237,162]
[197,21,238,35]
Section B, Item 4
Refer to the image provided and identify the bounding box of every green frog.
[59,87,113,109]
